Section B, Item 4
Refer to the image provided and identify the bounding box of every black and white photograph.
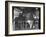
[12,7,40,30]
[5,1,45,36]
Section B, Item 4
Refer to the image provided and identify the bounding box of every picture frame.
[5,1,45,36]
